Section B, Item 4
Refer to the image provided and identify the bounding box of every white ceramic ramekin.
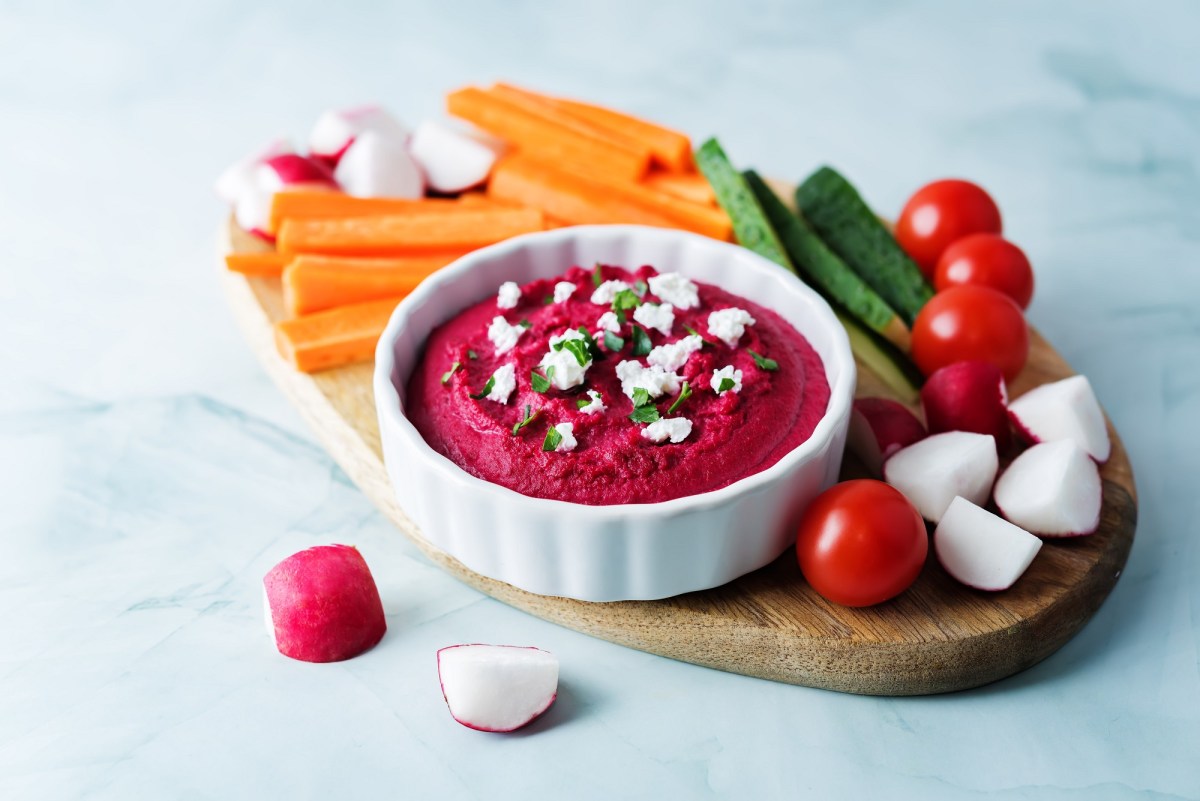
[374,225,855,602]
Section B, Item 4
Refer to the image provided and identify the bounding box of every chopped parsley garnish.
[518,318,533,329]
[467,349,478,360]
[718,376,736,393]
[512,405,539,435]
[603,331,625,352]
[469,375,496,400]
[631,387,652,408]
[542,425,563,452]
[592,263,604,288]
[542,294,554,305]
[666,381,692,414]
[683,325,716,348]
[611,288,641,313]
[558,338,591,367]
[633,279,648,297]
[440,361,461,385]
[531,368,552,394]
[629,405,661,424]
[575,326,605,361]
[576,395,593,410]
[630,324,652,357]
[748,349,779,372]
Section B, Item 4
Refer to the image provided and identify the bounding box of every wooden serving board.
[220,218,1136,696]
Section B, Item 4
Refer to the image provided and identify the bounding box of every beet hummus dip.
[405,264,830,505]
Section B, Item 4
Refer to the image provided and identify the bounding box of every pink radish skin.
[437,644,559,733]
[334,130,424,198]
[214,137,293,204]
[1007,374,1111,463]
[409,119,502,193]
[847,397,926,476]
[884,431,998,523]
[234,154,338,238]
[993,440,1102,537]
[262,544,386,663]
[309,105,411,166]
[935,496,1042,591]
[921,360,1012,451]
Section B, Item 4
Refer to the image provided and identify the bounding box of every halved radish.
[847,397,926,476]
[883,431,998,523]
[334,130,425,198]
[235,153,338,238]
[409,120,502,193]
[309,104,411,165]
[437,644,559,732]
[994,440,1102,537]
[921,360,1011,450]
[1008,374,1111,463]
[214,137,293,204]
[935,496,1043,591]
[262,544,386,663]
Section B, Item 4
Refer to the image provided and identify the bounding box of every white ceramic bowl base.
[375,226,855,602]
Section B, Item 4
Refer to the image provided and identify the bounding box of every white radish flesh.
[994,439,1102,537]
[334,130,425,199]
[409,119,501,193]
[935,496,1043,591]
[437,644,559,733]
[1008,374,1111,463]
[884,431,998,523]
[214,137,293,204]
[309,104,411,164]
[234,153,337,236]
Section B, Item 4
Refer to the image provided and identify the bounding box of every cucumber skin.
[744,170,898,334]
[694,139,793,272]
[795,166,933,325]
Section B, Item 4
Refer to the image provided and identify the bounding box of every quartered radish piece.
[935,496,1042,591]
[214,137,294,204]
[262,544,386,663]
[994,439,1102,537]
[309,104,411,165]
[235,153,338,238]
[1008,374,1111,463]
[847,397,926,476]
[884,431,998,523]
[409,120,501,193]
[921,360,1011,450]
[437,644,559,732]
[334,129,425,198]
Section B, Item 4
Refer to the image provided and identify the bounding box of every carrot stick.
[273,296,404,373]
[493,83,693,172]
[643,169,717,207]
[224,252,293,277]
[489,155,732,241]
[276,207,546,256]
[269,191,459,234]
[447,86,650,182]
[282,254,458,316]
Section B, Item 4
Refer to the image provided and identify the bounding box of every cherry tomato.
[935,233,1034,309]
[795,480,927,607]
[912,285,1029,380]
[896,179,1002,277]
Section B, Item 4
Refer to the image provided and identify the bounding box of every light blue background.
[1,1,1197,798]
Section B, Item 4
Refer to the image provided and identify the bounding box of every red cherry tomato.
[795,480,928,607]
[896,179,1002,277]
[912,285,1029,380]
[935,233,1034,309]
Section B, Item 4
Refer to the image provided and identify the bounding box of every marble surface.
[1,1,1197,798]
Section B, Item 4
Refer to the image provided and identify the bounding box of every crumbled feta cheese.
[484,364,516,404]
[548,328,586,348]
[615,360,682,400]
[642,417,693,444]
[590,280,631,305]
[539,329,592,390]
[553,281,576,303]
[633,302,675,335]
[595,311,621,333]
[711,365,744,394]
[648,272,700,310]
[497,281,521,309]
[552,422,577,452]
[707,307,756,347]
[487,316,527,355]
[578,389,606,415]
[647,335,703,373]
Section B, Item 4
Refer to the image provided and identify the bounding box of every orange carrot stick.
[269,191,459,234]
[643,169,717,207]
[282,254,459,316]
[224,252,293,277]
[447,86,650,182]
[276,207,546,256]
[273,296,404,373]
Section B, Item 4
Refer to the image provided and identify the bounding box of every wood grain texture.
[220,217,1136,696]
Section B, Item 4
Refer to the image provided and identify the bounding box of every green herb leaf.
[683,325,716,348]
[631,387,652,408]
[629,405,661,424]
[542,425,563,452]
[718,376,736,393]
[634,279,648,297]
[667,381,692,414]
[616,310,627,326]
[603,331,625,352]
[469,375,496,400]
[576,326,605,361]
[611,288,641,312]
[441,361,461,385]
[512,405,538,435]
[748,349,779,372]
[631,325,652,357]
[561,338,591,367]
[542,294,554,305]
[467,349,478,360]
[531,370,551,394]
[518,318,533,329]
[592,263,604,288]
[576,395,593,410]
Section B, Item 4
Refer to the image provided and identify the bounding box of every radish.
[921,360,1011,450]
[994,440,1102,537]
[934,496,1043,591]
[262,544,386,663]
[234,153,338,238]
[1008,374,1111,463]
[409,120,501,193]
[847,397,926,476]
[309,104,411,165]
[883,431,998,523]
[334,129,425,199]
[436,645,559,732]
[214,137,293,204]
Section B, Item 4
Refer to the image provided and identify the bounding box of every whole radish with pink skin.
[262,544,386,663]
[309,104,411,166]
[921,361,1012,451]
[847,398,926,476]
[437,644,559,732]
[214,137,293,204]
[235,153,338,240]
